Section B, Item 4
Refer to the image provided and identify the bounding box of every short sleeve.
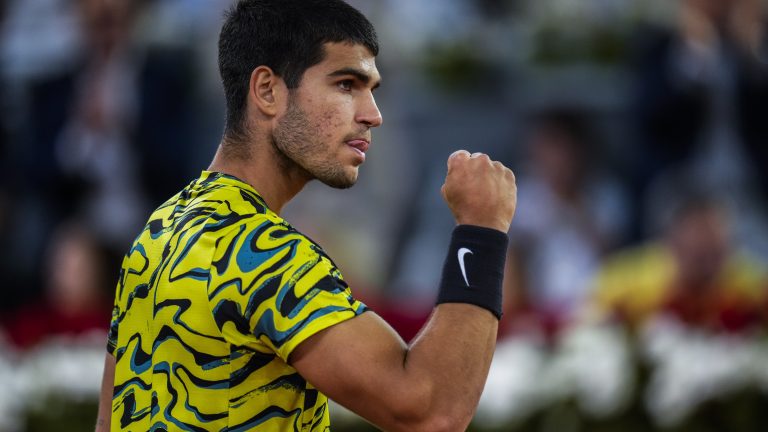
[107,259,129,355]
[209,220,367,363]
[107,303,120,354]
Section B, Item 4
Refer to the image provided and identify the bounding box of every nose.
[356,91,383,128]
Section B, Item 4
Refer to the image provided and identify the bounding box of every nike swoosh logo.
[458,247,473,286]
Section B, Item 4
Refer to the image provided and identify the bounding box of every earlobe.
[249,66,282,116]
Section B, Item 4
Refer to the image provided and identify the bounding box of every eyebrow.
[328,67,381,90]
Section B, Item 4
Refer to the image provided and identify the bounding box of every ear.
[248,66,285,117]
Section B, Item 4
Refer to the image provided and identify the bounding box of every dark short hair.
[219,0,379,138]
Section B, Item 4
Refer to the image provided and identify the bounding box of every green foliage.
[421,42,501,93]
[530,24,629,66]
[23,397,98,432]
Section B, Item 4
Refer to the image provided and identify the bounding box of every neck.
[208,136,311,215]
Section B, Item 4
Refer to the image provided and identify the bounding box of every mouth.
[346,139,369,162]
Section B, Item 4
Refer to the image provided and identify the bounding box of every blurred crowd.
[0,0,223,345]
[502,0,768,338]
[0,0,768,430]
[0,0,766,429]
[1,0,767,348]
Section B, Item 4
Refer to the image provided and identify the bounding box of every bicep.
[290,311,428,431]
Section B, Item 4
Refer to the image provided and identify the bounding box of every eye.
[338,79,353,91]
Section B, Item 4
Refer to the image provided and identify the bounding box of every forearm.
[386,225,507,430]
[402,303,498,430]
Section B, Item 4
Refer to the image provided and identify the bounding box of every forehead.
[309,42,381,81]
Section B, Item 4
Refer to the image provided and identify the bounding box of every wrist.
[455,219,510,234]
[436,225,509,319]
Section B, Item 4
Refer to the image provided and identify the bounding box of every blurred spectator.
[592,191,767,333]
[630,0,768,238]
[6,0,200,308]
[21,0,199,246]
[504,108,630,336]
[1,222,112,350]
[0,112,10,316]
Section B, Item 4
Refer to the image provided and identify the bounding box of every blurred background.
[0,0,767,431]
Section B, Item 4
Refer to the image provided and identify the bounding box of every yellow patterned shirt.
[107,171,367,431]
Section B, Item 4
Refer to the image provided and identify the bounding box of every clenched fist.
[441,150,517,233]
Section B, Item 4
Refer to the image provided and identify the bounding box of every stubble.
[271,97,356,189]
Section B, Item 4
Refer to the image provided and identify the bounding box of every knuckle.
[450,150,470,160]
[471,152,489,161]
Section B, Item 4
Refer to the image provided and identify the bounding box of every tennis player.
[96,0,517,431]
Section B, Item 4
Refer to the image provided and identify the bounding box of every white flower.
[545,322,633,416]
[641,316,765,427]
[477,336,549,426]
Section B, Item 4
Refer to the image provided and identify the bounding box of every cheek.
[318,104,346,141]
[320,113,335,139]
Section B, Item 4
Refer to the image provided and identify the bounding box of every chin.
[320,171,358,189]
[310,162,359,189]
[322,176,357,189]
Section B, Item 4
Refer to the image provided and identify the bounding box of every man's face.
[271,42,383,189]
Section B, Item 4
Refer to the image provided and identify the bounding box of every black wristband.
[436,224,509,319]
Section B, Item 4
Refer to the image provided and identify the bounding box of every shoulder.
[126,174,278,269]
[234,216,341,277]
